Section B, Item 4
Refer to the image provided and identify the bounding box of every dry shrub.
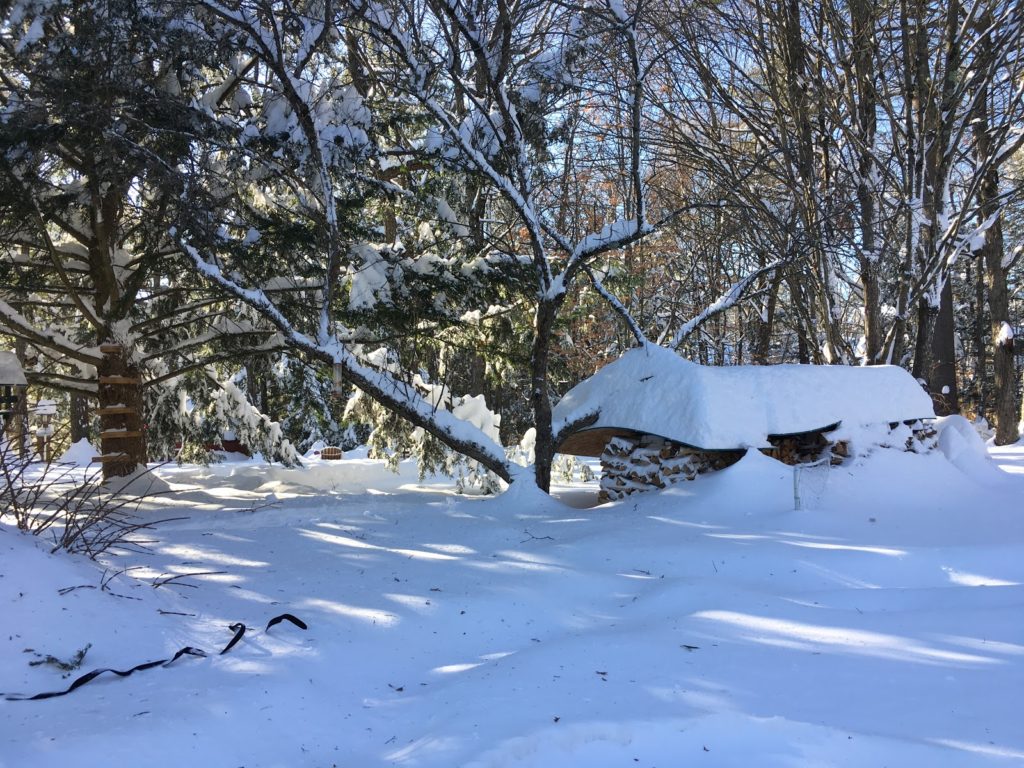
[0,439,180,558]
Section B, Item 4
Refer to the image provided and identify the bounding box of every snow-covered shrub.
[553,454,595,483]
[263,356,357,453]
[345,373,503,494]
[144,371,299,466]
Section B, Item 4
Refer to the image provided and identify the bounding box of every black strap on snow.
[3,613,305,702]
[218,614,305,656]
[220,623,247,655]
[266,613,307,631]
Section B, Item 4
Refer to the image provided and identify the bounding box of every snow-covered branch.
[671,260,786,351]
[0,297,101,366]
[178,234,516,482]
[583,264,647,346]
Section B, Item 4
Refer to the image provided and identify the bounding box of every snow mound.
[936,415,1004,482]
[498,465,567,510]
[304,440,327,458]
[57,438,100,466]
[554,344,934,450]
[669,447,794,514]
[102,466,175,496]
[171,456,423,496]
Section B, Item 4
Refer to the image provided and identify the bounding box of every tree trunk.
[531,301,559,492]
[786,276,814,364]
[970,258,989,418]
[929,280,959,416]
[861,259,882,363]
[97,345,148,479]
[912,296,935,383]
[69,393,92,444]
[13,339,29,457]
[753,273,781,365]
[972,10,1018,444]
[851,0,882,363]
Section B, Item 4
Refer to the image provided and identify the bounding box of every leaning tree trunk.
[96,344,147,479]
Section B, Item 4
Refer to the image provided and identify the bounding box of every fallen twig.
[151,571,226,589]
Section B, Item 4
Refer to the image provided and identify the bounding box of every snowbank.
[2,445,1023,767]
[57,438,100,466]
[554,345,934,451]
[936,415,1005,482]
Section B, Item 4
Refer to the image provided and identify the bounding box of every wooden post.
[95,343,147,479]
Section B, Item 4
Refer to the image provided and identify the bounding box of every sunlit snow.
[2,439,1023,767]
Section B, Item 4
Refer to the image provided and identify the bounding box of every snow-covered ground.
[2,441,1023,767]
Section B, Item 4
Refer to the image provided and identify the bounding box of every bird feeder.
[0,350,27,431]
[33,398,58,461]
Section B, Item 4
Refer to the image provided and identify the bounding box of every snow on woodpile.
[0,351,27,386]
[554,344,934,452]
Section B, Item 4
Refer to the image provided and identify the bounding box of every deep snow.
[2,441,1023,767]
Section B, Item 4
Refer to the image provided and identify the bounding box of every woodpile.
[598,437,744,502]
[598,432,855,502]
[763,431,846,466]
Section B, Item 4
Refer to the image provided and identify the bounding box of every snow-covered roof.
[553,345,935,454]
[0,351,27,386]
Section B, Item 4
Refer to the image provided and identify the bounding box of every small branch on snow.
[520,529,554,543]
[151,571,227,589]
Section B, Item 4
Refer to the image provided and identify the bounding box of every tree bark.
[530,301,559,492]
[969,258,989,417]
[13,339,29,457]
[929,280,959,416]
[97,345,148,479]
[850,0,882,363]
[69,393,92,444]
[753,272,781,365]
[972,9,1019,444]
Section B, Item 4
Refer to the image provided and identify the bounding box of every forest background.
[1,0,1022,491]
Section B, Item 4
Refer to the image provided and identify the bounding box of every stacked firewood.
[599,437,739,501]
[598,434,849,501]
[763,432,846,466]
[597,422,932,501]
